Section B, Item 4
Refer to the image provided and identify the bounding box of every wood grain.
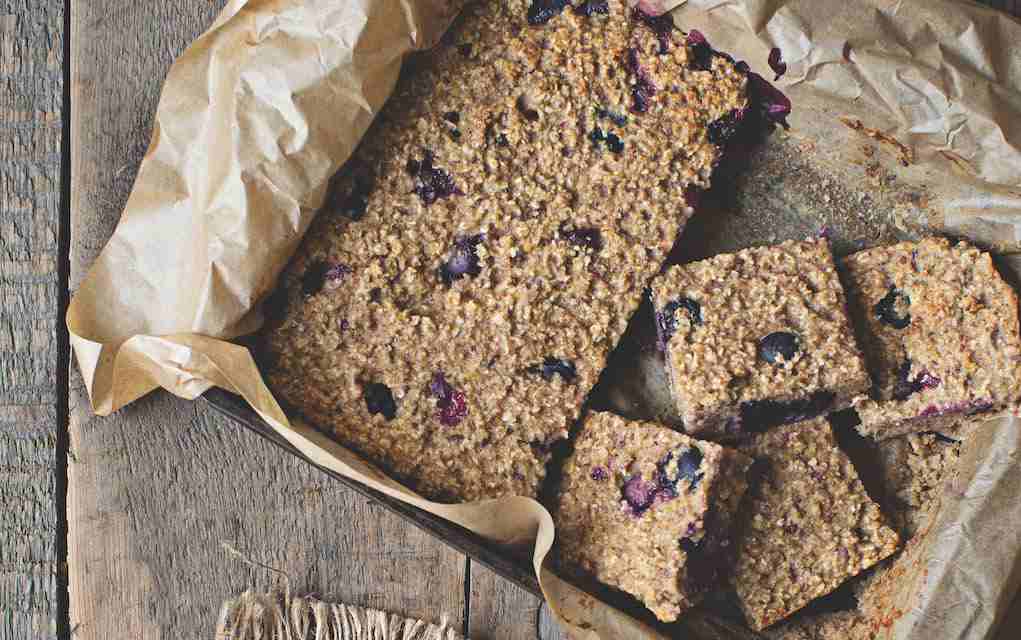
[0,2,64,639]
[65,2,467,638]
[469,563,561,640]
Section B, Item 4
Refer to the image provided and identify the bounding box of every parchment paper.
[66,0,1021,638]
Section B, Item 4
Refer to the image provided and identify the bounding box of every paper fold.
[69,0,1021,637]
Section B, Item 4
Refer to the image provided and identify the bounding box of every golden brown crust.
[261,0,748,501]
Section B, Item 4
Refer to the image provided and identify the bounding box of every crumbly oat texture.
[845,237,1021,439]
[651,238,871,437]
[554,412,752,622]
[764,430,961,639]
[260,0,748,501]
[731,417,900,631]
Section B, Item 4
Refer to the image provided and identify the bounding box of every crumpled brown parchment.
[67,0,1021,638]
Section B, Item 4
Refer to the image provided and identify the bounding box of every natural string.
[216,542,464,640]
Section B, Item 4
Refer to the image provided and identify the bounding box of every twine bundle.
[216,544,463,640]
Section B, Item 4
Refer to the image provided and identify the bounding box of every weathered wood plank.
[468,562,562,640]
[66,2,466,637]
[0,2,63,639]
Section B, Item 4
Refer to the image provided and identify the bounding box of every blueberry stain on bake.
[531,357,577,383]
[621,475,657,515]
[632,6,675,54]
[875,286,911,329]
[656,298,703,348]
[561,225,603,251]
[596,107,628,127]
[590,127,626,154]
[574,0,608,17]
[657,446,704,495]
[406,150,462,205]
[758,331,800,365]
[893,360,941,400]
[364,383,397,420]
[440,234,485,285]
[527,0,569,25]
[590,466,609,481]
[430,372,469,426]
[625,48,658,113]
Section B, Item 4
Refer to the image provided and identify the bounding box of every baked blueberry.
[532,357,577,382]
[605,133,625,154]
[430,372,468,426]
[364,383,397,420]
[621,475,657,514]
[407,150,462,205]
[527,0,569,25]
[596,107,628,126]
[656,298,702,348]
[574,0,608,17]
[561,225,602,251]
[875,286,911,329]
[440,235,484,285]
[758,332,800,364]
[657,446,704,495]
[590,466,609,481]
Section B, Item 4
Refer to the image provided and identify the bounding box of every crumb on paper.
[839,116,914,167]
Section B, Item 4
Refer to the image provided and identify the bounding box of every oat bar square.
[554,412,752,622]
[844,237,1021,439]
[731,417,900,631]
[651,238,871,437]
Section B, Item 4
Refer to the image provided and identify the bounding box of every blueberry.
[440,234,484,285]
[596,107,628,127]
[527,0,569,25]
[589,128,607,146]
[657,446,704,495]
[443,111,460,124]
[590,466,609,481]
[894,360,942,400]
[407,150,462,205]
[875,286,911,329]
[561,225,602,251]
[758,332,800,365]
[605,133,624,154]
[707,109,745,145]
[621,475,657,515]
[740,391,835,430]
[574,0,609,17]
[656,298,702,349]
[679,536,704,554]
[532,357,577,383]
[457,43,473,58]
[430,372,468,426]
[364,383,397,420]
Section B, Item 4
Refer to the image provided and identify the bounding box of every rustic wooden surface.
[0,2,65,639]
[1,0,1020,639]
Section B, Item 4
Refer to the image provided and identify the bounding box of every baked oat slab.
[554,412,752,622]
[651,238,871,437]
[261,0,749,502]
[731,417,900,631]
[844,237,1021,439]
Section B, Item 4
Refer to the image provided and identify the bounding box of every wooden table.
[2,1,1020,638]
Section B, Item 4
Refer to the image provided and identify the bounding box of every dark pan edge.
[202,387,542,597]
